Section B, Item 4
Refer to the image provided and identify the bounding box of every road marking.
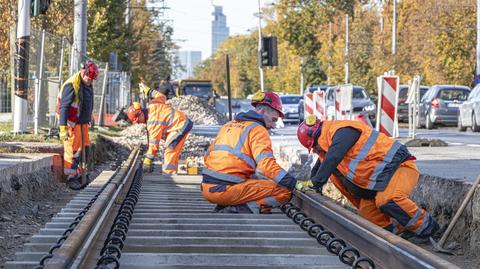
[467,144,480,147]
[448,142,464,146]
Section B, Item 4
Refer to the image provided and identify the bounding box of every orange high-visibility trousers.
[201,179,292,213]
[163,132,189,174]
[333,160,436,236]
[63,124,89,177]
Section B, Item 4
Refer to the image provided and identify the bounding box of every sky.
[165,0,262,60]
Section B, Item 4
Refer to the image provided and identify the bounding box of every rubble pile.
[116,124,213,161]
[166,95,228,125]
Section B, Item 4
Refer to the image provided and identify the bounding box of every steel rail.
[291,191,460,269]
[44,148,140,269]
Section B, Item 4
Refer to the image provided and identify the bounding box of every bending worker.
[127,82,193,174]
[297,115,439,241]
[201,91,297,213]
[57,60,98,190]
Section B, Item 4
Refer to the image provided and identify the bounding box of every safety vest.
[55,72,82,127]
[203,120,287,185]
[317,120,410,191]
[146,102,188,148]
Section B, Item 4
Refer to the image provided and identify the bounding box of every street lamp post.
[257,0,264,92]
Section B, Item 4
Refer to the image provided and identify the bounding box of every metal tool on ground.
[430,174,480,255]
[80,124,87,187]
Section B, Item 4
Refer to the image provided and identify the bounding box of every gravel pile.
[117,123,213,161]
[166,95,228,125]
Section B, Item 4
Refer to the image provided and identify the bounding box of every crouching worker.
[127,82,193,174]
[297,115,439,242]
[201,91,297,213]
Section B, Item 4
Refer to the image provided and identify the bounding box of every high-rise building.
[211,5,229,54]
[176,51,202,79]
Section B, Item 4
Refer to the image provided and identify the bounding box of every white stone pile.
[166,95,228,125]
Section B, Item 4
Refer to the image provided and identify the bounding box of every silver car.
[281,94,302,123]
[325,86,377,125]
[458,84,480,132]
[419,85,470,129]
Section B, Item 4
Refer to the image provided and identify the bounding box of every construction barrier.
[313,90,326,120]
[304,92,314,119]
[376,75,399,137]
[334,84,353,120]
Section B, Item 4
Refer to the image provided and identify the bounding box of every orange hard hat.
[297,115,323,152]
[127,102,145,124]
[251,91,284,118]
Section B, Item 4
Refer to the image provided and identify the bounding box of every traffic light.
[259,36,278,67]
[31,0,51,17]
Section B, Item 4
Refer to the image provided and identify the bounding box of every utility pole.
[300,57,304,94]
[392,0,396,56]
[257,0,264,92]
[13,0,31,133]
[73,0,87,72]
[477,0,480,76]
[345,14,349,84]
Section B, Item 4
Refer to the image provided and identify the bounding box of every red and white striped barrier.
[334,85,353,120]
[304,92,314,119]
[313,90,326,120]
[376,76,399,137]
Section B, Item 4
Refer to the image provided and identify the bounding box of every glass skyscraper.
[211,5,229,54]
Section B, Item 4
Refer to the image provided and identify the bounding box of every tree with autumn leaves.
[0,0,179,87]
[195,0,478,97]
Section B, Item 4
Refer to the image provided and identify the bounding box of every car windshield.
[437,88,469,101]
[353,87,368,99]
[184,85,212,97]
[281,96,301,104]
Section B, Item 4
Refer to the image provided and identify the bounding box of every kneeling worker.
[201,91,297,213]
[297,115,439,240]
[127,82,193,174]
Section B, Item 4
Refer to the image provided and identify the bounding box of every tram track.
[5,148,459,269]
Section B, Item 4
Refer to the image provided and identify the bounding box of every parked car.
[280,94,302,123]
[419,85,470,129]
[397,85,429,122]
[458,84,480,132]
[325,86,377,125]
[298,85,331,120]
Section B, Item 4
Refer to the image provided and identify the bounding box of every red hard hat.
[127,102,145,124]
[251,91,284,118]
[82,60,99,80]
[297,115,322,152]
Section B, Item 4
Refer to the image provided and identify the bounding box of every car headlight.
[364,104,375,112]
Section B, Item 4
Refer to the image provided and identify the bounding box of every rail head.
[291,191,460,269]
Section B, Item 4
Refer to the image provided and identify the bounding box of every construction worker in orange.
[127,82,193,174]
[202,91,297,213]
[56,60,98,190]
[297,115,439,242]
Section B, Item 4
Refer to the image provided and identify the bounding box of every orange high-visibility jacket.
[145,96,192,158]
[317,120,411,191]
[203,110,294,189]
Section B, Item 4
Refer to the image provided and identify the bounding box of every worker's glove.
[296,180,315,192]
[139,82,151,98]
[59,125,68,141]
[143,158,153,173]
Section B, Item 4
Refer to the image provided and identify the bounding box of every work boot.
[401,221,440,245]
[216,204,253,214]
[212,205,226,213]
[67,175,84,191]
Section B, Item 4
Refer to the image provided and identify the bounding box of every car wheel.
[472,112,480,132]
[425,112,434,130]
[458,114,467,132]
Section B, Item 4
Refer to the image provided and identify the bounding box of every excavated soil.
[0,136,128,268]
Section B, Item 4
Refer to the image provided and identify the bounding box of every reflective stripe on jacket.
[317,120,411,191]
[146,101,192,154]
[203,111,289,186]
[56,72,81,127]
